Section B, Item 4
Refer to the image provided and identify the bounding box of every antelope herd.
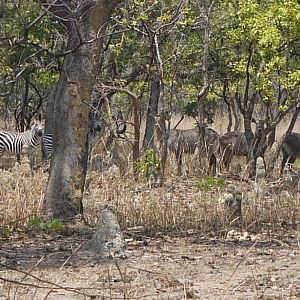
[166,123,300,177]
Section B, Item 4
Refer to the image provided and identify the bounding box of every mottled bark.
[44,84,57,134]
[267,128,276,147]
[43,0,120,219]
[152,33,168,185]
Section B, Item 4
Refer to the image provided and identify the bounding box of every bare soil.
[0,226,299,300]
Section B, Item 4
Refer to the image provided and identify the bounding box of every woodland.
[0,1,300,299]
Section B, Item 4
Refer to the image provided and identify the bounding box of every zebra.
[41,112,104,161]
[41,132,53,160]
[0,119,44,171]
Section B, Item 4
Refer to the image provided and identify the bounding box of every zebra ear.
[33,114,42,123]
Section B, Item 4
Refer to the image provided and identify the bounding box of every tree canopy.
[1,0,299,124]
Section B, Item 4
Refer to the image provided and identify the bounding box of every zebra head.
[31,119,45,138]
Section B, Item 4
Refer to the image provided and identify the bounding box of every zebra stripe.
[0,121,44,155]
[41,132,53,160]
[0,120,44,171]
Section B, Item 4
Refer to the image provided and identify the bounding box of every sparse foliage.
[136,148,160,178]
[29,218,65,233]
[195,176,225,192]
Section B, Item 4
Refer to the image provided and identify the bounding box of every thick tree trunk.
[267,128,276,147]
[44,84,57,134]
[43,1,120,219]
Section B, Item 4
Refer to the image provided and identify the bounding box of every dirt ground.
[0,227,299,300]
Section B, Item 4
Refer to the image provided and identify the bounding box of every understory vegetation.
[0,162,298,236]
[0,119,299,237]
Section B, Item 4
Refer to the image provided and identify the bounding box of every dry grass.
[0,113,299,235]
[1,153,298,237]
[0,159,46,229]
[83,168,300,235]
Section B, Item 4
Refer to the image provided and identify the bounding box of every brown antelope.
[219,131,248,171]
[168,126,220,175]
[280,132,300,176]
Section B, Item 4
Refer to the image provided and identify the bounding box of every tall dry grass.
[0,160,47,228]
[0,114,299,235]
[83,169,300,235]
[1,153,298,235]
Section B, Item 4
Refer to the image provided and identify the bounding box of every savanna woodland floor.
[1,113,300,300]
[0,152,299,300]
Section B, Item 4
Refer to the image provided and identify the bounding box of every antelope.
[168,126,220,175]
[219,131,248,171]
[280,132,300,176]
